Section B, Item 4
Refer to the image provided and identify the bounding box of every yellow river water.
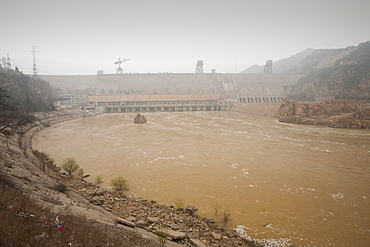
[32,112,370,246]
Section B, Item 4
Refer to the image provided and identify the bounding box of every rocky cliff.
[276,99,370,129]
[288,41,370,101]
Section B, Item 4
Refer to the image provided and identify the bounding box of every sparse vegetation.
[33,150,61,173]
[110,176,129,191]
[0,69,55,135]
[0,175,147,246]
[156,224,169,247]
[77,168,84,179]
[94,175,103,186]
[288,41,370,101]
[222,209,232,224]
[174,197,186,209]
[213,204,221,216]
[211,205,232,224]
[0,69,55,113]
[61,157,80,175]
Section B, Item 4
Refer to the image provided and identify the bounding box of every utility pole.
[32,46,37,78]
[95,87,98,107]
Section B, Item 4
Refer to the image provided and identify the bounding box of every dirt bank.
[0,109,258,247]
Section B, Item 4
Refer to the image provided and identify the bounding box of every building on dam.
[89,93,224,112]
[40,72,304,113]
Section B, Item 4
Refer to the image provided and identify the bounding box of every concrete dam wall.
[40,73,304,98]
[40,73,305,115]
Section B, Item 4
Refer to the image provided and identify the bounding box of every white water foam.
[330,192,344,201]
[235,225,292,247]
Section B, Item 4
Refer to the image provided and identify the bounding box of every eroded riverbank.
[1,110,261,247]
[32,110,370,247]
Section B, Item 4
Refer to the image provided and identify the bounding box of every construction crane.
[115,58,130,74]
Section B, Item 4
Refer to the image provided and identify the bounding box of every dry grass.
[32,150,61,173]
[110,176,129,191]
[0,173,150,247]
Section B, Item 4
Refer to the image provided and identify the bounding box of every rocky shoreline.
[61,174,254,247]
[1,109,259,247]
[275,99,370,129]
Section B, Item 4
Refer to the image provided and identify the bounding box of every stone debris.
[66,177,255,246]
[276,99,370,129]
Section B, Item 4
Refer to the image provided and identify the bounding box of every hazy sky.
[1,0,369,75]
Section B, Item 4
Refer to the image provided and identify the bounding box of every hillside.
[0,68,55,112]
[289,41,370,101]
[241,41,370,102]
[0,68,56,132]
[241,47,355,74]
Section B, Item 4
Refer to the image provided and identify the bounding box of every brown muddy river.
[32,111,370,246]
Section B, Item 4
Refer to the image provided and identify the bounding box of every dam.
[40,72,305,115]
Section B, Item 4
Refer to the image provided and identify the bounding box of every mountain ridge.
[241,47,355,74]
[241,41,370,101]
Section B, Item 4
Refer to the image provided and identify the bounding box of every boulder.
[190,238,206,247]
[134,114,147,124]
[211,232,222,240]
[168,230,186,240]
[136,219,148,228]
[116,217,136,227]
[186,205,198,215]
[184,217,194,227]
[148,216,159,223]
[170,223,180,230]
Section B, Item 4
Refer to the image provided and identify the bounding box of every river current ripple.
[32,112,370,246]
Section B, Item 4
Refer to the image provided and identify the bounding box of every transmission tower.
[32,46,37,78]
[6,54,11,70]
[0,57,5,69]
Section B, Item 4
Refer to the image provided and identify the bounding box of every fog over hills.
[241,46,356,74]
[251,41,370,101]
